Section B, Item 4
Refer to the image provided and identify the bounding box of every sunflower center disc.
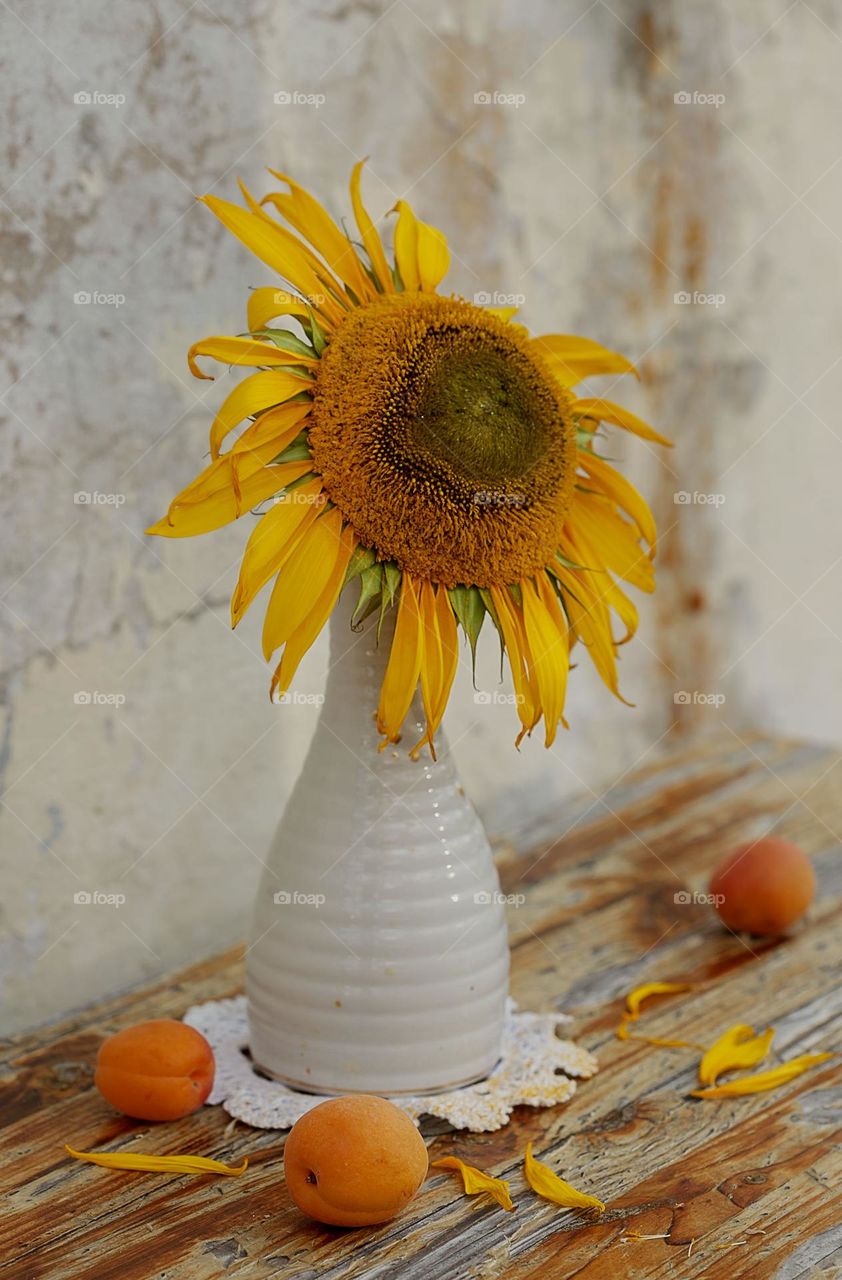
[309,294,576,587]
[408,340,551,486]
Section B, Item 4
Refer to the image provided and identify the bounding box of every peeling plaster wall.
[2,0,841,1030]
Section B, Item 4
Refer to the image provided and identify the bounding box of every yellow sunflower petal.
[246,287,313,334]
[432,1156,515,1213]
[164,404,310,514]
[230,402,311,458]
[698,1024,775,1087]
[486,305,520,322]
[691,1053,832,1098]
[412,580,443,761]
[208,369,311,459]
[231,478,325,627]
[550,559,624,701]
[146,461,312,539]
[524,1142,605,1213]
[350,159,394,293]
[65,1145,247,1177]
[625,981,694,1018]
[615,980,700,1047]
[531,335,638,387]
[391,199,420,291]
[521,576,568,748]
[567,493,655,593]
[416,220,449,293]
[574,397,671,447]
[188,336,318,381]
[556,526,640,646]
[237,178,351,312]
[271,522,357,699]
[202,194,325,302]
[432,585,459,726]
[578,450,657,548]
[376,572,423,744]
[489,585,539,745]
[410,582,459,760]
[266,170,374,301]
[262,507,346,660]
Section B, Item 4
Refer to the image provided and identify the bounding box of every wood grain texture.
[1,731,840,1279]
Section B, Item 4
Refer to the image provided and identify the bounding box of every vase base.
[251,1056,502,1098]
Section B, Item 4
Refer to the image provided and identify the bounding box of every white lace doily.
[184,996,598,1133]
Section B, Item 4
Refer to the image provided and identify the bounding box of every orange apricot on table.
[94,1019,215,1121]
[283,1095,429,1227]
[710,837,816,935]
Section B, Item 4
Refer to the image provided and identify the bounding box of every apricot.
[95,1019,215,1121]
[710,837,816,935]
[283,1095,428,1227]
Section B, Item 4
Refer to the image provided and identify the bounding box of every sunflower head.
[310,292,576,587]
[147,162,670,757]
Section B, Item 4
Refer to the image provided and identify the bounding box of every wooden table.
[2,731,840,1279]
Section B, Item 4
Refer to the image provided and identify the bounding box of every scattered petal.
[65,1145,247,1176]
[523,1142,605,1213]
[616,981,700,1047]
[691,1052,832,1098]
[432,1155,515,1212]
[698,1024,775,1086]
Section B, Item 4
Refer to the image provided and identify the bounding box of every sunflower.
[147,161,669,757]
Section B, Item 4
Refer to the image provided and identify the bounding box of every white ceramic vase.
[246,589,510,1095]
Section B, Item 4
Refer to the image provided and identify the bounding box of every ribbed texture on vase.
[246,589,510,1094]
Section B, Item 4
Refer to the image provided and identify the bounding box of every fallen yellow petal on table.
[698,1024,775,1086]
[524,1142,605,1213]
[65,1145,248,1176]
[691,1052,832,1098]
[616,981,701,1048]
[432,1156,515,1212]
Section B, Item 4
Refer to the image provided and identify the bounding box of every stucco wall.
[3,0,840,1030]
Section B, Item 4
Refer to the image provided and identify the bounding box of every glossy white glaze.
[246,588,510,1094]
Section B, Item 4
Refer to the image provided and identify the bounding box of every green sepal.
[382,562,401,606]
[306,308,327,356]
[269,430,312,465]
[344,545,376,585]
[352,563,384,628]
[378,564,402,641]
[249,328,316,359]
[448,585,485,681]
[478,588,504,680]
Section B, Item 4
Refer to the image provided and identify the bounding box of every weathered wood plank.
[1,732,840,1279]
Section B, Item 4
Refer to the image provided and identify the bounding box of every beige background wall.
[3,0,841,1031]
